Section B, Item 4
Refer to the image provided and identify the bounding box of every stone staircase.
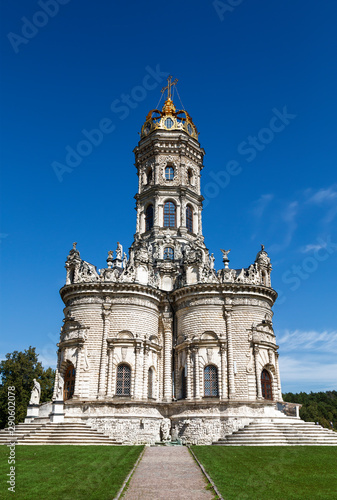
[0,422,122,445]
[213,420,337,446]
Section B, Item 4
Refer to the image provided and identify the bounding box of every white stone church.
[18,78,336,446]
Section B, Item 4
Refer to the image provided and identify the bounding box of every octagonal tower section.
[130,95,208,291]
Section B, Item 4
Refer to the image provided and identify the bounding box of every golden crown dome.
[140,76,199,140]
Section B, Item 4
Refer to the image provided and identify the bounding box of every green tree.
[283,391,337,430]
[0,347,55,428]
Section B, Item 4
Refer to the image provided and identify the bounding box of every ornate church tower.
[129,77,214,291]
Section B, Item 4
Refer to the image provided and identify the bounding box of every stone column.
[98,304,111,397]
[176,204,181,229]
[106,345,115,397]
[254,345,263,399]
[73,346,82,398]
[186,346,192,400]
[133,342,142,399]
[52,365,60,401]
[220,343,227,399]
[138,168,142,193]
[198,207,202,235]
[158,203,163,227]
[154,198,159,226]
[225,309,235,398]
[180,197,186,228]
[136,201,140,233]
[275,352,282,400]
[193,346,201,399]
[174,350,179,399]
[163,318,173,402]
[140,209,145,233]
[143,345,150,399]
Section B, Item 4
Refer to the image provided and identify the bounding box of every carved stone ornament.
[246,351,254,373]
[206,348,213,363]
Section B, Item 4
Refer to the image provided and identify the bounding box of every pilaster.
[98,304,112,398]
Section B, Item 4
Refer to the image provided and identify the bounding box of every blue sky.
[1,0,336,393]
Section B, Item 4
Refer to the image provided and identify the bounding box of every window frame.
[186,205,193,232]
[261,369,273,400]
[165,166,174,181]
[204,364,219,397]
[163,247,174,260]
[163,201,176,227]
[116,363,132,397]
[63,364,76,401]
[145,204,154,231]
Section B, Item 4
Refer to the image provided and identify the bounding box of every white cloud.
[300,242,327,253]
[277,329,337,354]
[268,201,298,252]
[307,187,337,205]
[252,194,274,218]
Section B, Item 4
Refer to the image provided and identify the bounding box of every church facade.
[49,81,292,445]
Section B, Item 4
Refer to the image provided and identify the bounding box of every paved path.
[123,446,214,499]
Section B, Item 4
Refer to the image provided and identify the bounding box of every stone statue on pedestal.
[29,379,41,405]
[160,418,171,441]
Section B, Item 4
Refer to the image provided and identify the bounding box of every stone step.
[0,421,120,446]
[216,442,337,446]
[213,420,337,446]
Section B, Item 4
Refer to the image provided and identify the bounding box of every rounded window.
[165,166,174,180]
[163,201,176,227]
[164,247,174,260]
[204,365,218,397]
[186,206,193,233]
[146,168,152,185]
[116,364,131,396]
[164,117,174,129]
[187,169,193,185]
[145,204,154,231]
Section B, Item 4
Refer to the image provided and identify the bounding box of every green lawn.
[192,446,337,500]
[0,445,143,500]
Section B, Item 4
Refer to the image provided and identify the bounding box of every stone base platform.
[37,399,301,445]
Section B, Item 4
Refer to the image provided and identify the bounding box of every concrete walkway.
[123,447,214,500]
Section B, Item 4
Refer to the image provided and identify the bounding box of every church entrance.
[261,369,273,400]
[64,364,75,400]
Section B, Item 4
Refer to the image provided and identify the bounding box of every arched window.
[165,166,174,180]
[145,204,154,231]
[204,365,218,397]
[64,364,76,401]
[186,206,193,232]
[147,168,152,185]
[163,247,174,260]
[187,169,193,185]
[116,364,131,396]
[261,369,273,400]
[148,367,154,399]
[164,201,176,227]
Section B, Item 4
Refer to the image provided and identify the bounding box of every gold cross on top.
[161,75,178,100]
